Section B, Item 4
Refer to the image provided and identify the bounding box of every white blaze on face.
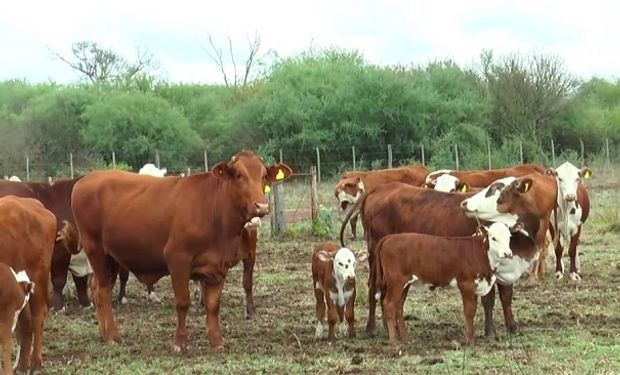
[425,169,453,184]
[139,163,167,177]
[485,223,514,269]
[336,180,364,208]
[474,274,496,296]
[319,247,367,307]
[461,177,519,228]
[555,162,582,204]
[10,268,34,332]
[434,174,460,192]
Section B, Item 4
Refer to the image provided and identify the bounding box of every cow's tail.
[339,190,365,248]
[373,238,386,302]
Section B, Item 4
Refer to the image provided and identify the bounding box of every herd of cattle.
[0,150,593,374]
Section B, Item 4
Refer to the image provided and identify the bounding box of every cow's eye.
[235,172,243,179]
[492,237,496,241]
[338,262,343,267]
[558,177,563,182]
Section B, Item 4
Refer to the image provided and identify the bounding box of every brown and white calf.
[312,242,368,342]
[374,223,514,346]
[546,162,592,281]
[0,263,35,375]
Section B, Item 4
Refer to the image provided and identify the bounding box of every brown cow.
[312,242,368,342]
[0,263,35,375]
[424,164,545,189]
[71,151,292,351]
[545,162,592,281]
[341,175,549,338]
[375,223,514,346]
[0,178,90,310]
[334,165,428,240]
[0,196,57,374]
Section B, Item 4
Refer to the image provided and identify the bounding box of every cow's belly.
[104,240,168,275]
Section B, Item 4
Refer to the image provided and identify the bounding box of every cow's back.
[362,166,428,193]
[454,164,546,187]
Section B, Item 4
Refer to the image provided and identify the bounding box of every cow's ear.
[22,281,35,295]
[581,167,592,180]
[516,178,533,193]
[457,182,470,192]
[212,162,233,179]
[267,164,293,182]
[545,168,557,177]
[356,250,369,262]
[318,251,334,262]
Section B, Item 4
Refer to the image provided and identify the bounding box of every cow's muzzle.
[255,202,270,216]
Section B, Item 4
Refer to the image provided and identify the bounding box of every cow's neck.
[211,178,252,237]
[330,271,350,307]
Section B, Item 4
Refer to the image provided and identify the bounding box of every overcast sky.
[2,0,618,85]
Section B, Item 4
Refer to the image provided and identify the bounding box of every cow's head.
[546,162,591,204]
[318,247,369,283]
[334,174,365,211]
[480,223,514,268]
[212,151,293,221]
[460,176,536,236]
[430,173,470,193]
[56,220,82,255]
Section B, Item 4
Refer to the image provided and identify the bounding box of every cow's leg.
[481,285,497,338]
[554,239,565,280]
[166,254,192,353]
[498,284,518,334]
[30,273,51,373]
[349,212,358,240]
[568,228,582,281]
[459,282,477,346]
[13,303,32,373]
[117,267,129,304]
[336,304,346,338]
[325,296,339,343]
[202,280,226,349]
[50,248,71,311]
[396,287,409,340]
[313,285,326,339]
[382,284,400,346]
[242,249,256,319]
[534,222,551,280]
[71,273,91,308]
[1,325,12,375]
[85,243,121,343]
[366,248,377,337]
[345,288,356,338]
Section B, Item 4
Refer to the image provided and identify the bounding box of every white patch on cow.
[139,163,167,177]
[121,296,128,305]
[425,169,453,184]
[552,162,585,249]
[403,274,419,289]
[474,275,496,296]
[449,278,458,288]
[315,321,324,338]
[8,175,21,182]
[434,174,460,192]
[462,177,519,228]
[485,222,514,267]
[244,217,262,229]
[496,253,539,285]
[569,272,581,281]
[315,281,321,290]
[329,289,354,308]
[10,268,33,332]
[337,189,361,207]
[68,251,93,277]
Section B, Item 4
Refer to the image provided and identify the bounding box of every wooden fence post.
[487,138,492,170]
[421,143,425,166]
[272,179,285,237]
[352,146,356,170]
[551,139,556,168]
[315,147,321,183]
[310,166,319,223]
[579,138,585,164]
[155,150,161,169]
[279,149,283,164]
[69,152,74,178]
[204,149,209,171]
[519,140,524,164]
[112,151,116,169]
[606,138,610,169]
[454,144,459,171]
[26,154,30,181]
[387,144,393,168]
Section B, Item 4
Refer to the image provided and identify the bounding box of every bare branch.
[202,33,229,87]
[227,36,238,87]
[243,32,261,86]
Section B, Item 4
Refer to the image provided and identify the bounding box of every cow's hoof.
[172,343,187,353]
[555,271,563,281]
[121,297,128,305]
[569,272,581,281]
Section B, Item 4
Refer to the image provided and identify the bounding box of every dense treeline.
[1,46,618,179]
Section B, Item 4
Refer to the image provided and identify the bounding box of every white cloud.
[0,0,618,84]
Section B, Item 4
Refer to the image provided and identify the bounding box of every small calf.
[375,222,514,346]
[0,263,35,375]
[312,242,368,342]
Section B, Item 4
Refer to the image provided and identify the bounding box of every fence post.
[155,150,161,169]
[279,149,283,164]
[352,146,356,170]
[487,138,492,170]
[186,167,191,176]
[315,147,321,183]
[112,151,116,169]
[272,179,285,237]
[69,152,74,179]
[421,143,425,166]
[579,138,585,164]
[387,144,393,168]
[26,154,30,181]
[519,140,524,164]
[310,166,319,224]
[551,139,556,168]
[204,149,209,171]
[606,138,610,169]
[454,144,459,171]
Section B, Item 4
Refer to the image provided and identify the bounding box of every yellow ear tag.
[524,182,530,192]
[584,170,591,179]
[276,169,285,180]
[264,185,271,193]
[461,185,467,192]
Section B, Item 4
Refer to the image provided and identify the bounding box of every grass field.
[36,170,620,374]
